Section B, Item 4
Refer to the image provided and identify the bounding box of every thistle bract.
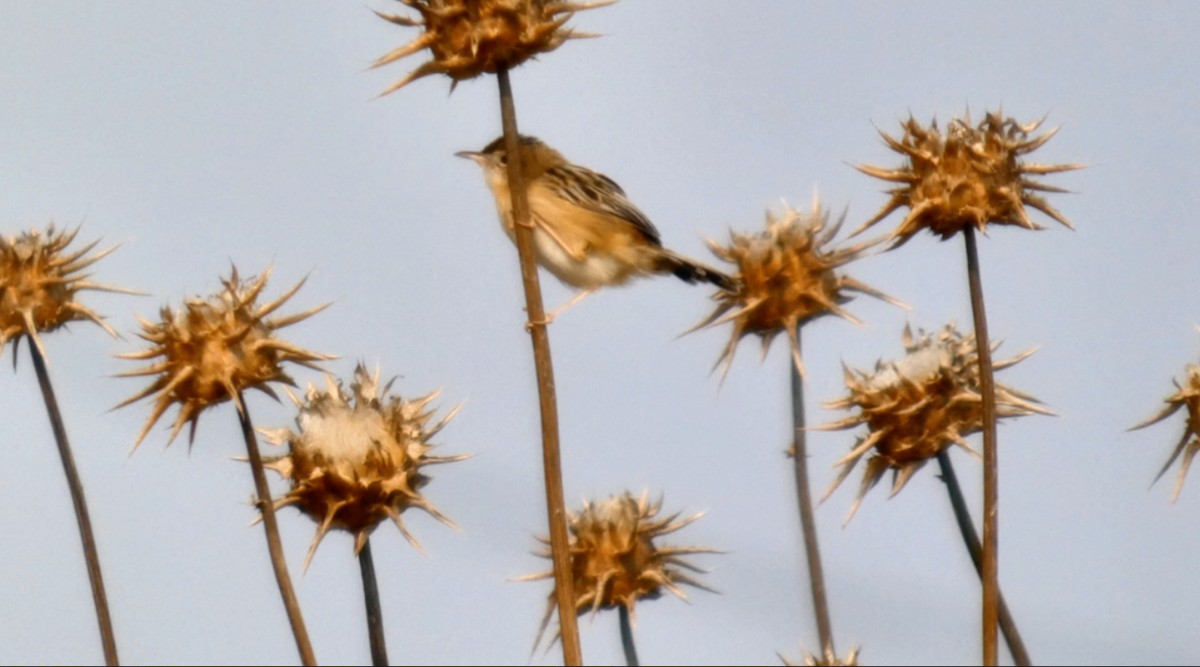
[1131,362,1200,502]
[372,0,613,95]
[261,365,467,569]
[521,491,717,650]
[692,199,904,379]
[817,323,1051,522]
[855,110,1082,247]
[116,266,331,447]
[0,224,129,359]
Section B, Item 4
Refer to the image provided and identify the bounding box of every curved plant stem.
[936,450,1031,666]
[359,538,388,667]
[618,605,640,667]
[963,226,999,665]
[788,329,835,659]
[235,394,317,666]
[494,64,582,666]
[28,338,120,666]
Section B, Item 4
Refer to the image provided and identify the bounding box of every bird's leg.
[525,288,596,330]
[547,287,596,322]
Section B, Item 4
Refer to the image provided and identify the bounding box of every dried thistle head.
[690,196,906,379]
[855,110,1083,247]
[260,364,467,569]
[115,266,332,448]
[780,646,861,666]
[371,0,614,96]
[521,491,718,651]
[817,323,1052,522]
[1130,362,1200,502]
[0,224,133,360]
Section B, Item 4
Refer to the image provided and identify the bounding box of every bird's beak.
[455,150,483,163]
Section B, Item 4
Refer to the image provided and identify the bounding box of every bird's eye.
[497,153,508,166]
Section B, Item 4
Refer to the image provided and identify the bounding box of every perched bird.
[457,135,739,321]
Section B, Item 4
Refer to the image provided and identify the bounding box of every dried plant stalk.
[261,364,466,664]
[236,397,317,666]
[693,199,905,655]
[495,65,582,665]
[369,4,616,662]
[936,450,1031,665]
[359,539,388,666]
[116,266,329,665]
[856,110,1079,664]
[29,342,120,665]
[1,225,131,665]
[789,330,835,659]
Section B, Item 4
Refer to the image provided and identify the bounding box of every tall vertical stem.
[963,226,999,665]
[618,605,640,667]
[235,394,317,666]
[788,329,835,659]
[359,538,388,667]
[28,339,120,666]
[494,65,582,666]
[936,451,1031,666]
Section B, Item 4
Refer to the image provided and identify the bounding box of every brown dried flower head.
[855,110,1083,247]
[116,266,332,448]
[521,491,718,650]
[0,224,132,359]
[691,197,905,379]
[780,646,861,666]
[1130,361,1200,502]
[371,0,614,96]
[817,323,1052,522]
[260,364,467,569]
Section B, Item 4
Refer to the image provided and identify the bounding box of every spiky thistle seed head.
[259,364,468,570]
[690,197,906,380]
[854,110,1083,247]
[520,490,718,651]
[816,323,1052,523]
[115,266,332,448]
[780,646,861,666]
[371,0,614,96]
[0,224,133,361]
[1130,360,1200,502]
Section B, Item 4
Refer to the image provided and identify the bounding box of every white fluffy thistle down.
[261,364,468,570]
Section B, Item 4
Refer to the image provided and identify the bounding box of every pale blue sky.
[2,2,1198,665]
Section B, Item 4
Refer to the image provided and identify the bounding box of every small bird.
[457,135,739,321]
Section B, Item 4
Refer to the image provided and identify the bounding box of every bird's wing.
[545,163,663,245]
[530,211,589,262]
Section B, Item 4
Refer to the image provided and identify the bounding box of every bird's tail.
[656,249,741,293]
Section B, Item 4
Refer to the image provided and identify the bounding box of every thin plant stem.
[936,450,1031,666]
[235,393,317,666]
[28,338,120,666]
[788,328,835,659]
[963,225,999,665]
[358,538,388,667]
[618,605,640,667]
[494,64,582,666]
